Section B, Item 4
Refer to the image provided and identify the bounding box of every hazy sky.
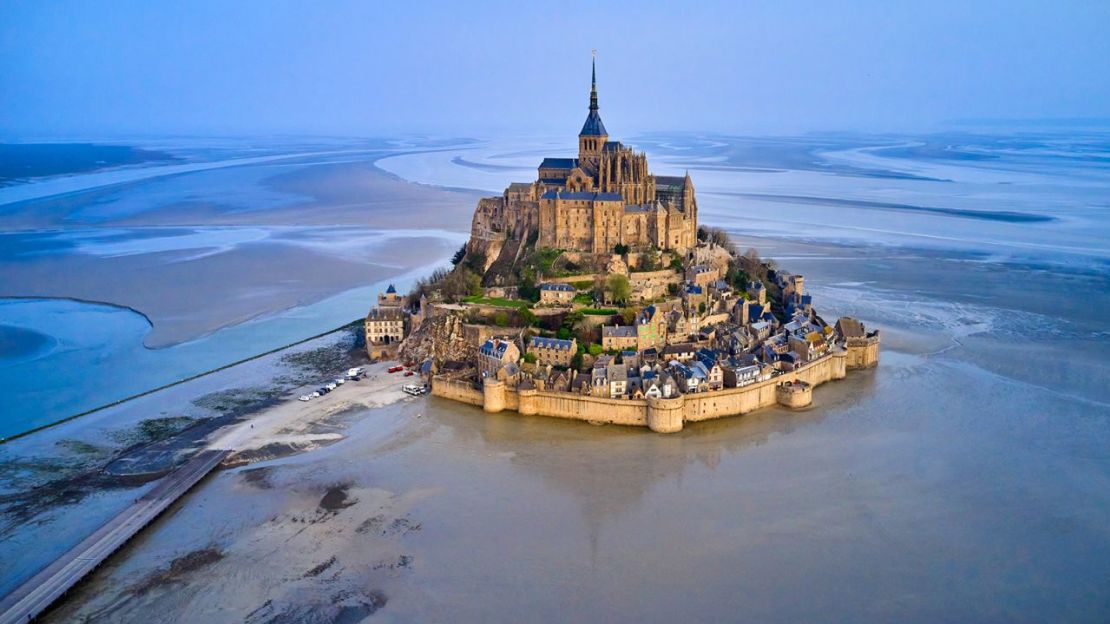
[2,1,1109,138]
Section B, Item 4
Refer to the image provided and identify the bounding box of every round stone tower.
[775,380,812,408]
[647,394,685,433]
[483,377,506,413]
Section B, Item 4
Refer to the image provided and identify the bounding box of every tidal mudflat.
[3,131,1109,622]
[0,139,475,435]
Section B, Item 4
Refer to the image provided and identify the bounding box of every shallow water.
[45,334,1110,622]
[4,130,1110,621]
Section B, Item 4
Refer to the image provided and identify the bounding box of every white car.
[334,378,346,385]
[347,367,364,378]
[325,382,338,391]
[298,395,312,402]
[311,391,321,398]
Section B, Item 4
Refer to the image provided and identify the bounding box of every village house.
[686,264,719,289]
[636,304,665,351]
[661,342,696,363]
[747,280,767,304]
[528,336,577,368]
[608,363,629,398]
[539,282,575,305]
[601,325,638,351]
[364,306,407,359]
[478,338,520,380]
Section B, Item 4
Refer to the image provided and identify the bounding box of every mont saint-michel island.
[6,4,1110,621]
[366,60,880,433]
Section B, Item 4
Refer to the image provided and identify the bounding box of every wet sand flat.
[0,228,461,348]
[41,348,1110,623]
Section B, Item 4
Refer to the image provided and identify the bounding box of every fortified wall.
[432,348,866,433]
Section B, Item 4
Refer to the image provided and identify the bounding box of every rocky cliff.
[399,312,470,367]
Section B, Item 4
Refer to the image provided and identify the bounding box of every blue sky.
[2,0,1108,138]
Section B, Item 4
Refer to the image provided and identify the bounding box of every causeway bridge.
[0,449,230,623]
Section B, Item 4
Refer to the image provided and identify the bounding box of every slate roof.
[479,339,512,359]
[367,307,405,321]
[540,282,574,292]
[836,317,866,338]
[655,175,687,189]
[662,343,695,355]
[539,157,579,169]
[385,284,397,293]
[539,190,623,202]
[530,337,575,351]
[580,110,608,137]
[602,325,637,338]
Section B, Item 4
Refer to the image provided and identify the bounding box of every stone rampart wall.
[431,378,483,406]
[434,348,855,433]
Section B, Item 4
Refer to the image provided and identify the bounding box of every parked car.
[388,365,403,373]
[334,378,346,385]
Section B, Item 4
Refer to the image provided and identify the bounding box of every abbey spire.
[579,52,608,162]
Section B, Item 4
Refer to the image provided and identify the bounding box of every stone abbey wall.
[432,349,857,433]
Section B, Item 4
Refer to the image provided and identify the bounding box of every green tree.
[450,244,467,266]
[698,301,707,314]
[588,343,603,356]
[494,311,509,327]
[570,352,583,372]
[607,274,631,305]
[613,243,630,255]
[519,308,537,327]
[620,307,637,324]
[639,249,659,272]
[522,352,538,364]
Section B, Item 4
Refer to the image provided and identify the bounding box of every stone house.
[478,338,520,380]
[723,364,761,388]
[528,336,577,368]
[608,363,629,398]
[636,304,665,351]
[365,307,407,360]
[747,280,767,304]
[601,325,638,351]
[686,264,719,289]
[661,342,696,363]
[539,282,575,305]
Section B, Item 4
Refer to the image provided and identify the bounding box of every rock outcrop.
[399,312,470,367]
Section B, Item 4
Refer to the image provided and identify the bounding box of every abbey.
[469,59,698,261]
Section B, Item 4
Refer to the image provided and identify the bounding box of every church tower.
[578,53,608,168]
